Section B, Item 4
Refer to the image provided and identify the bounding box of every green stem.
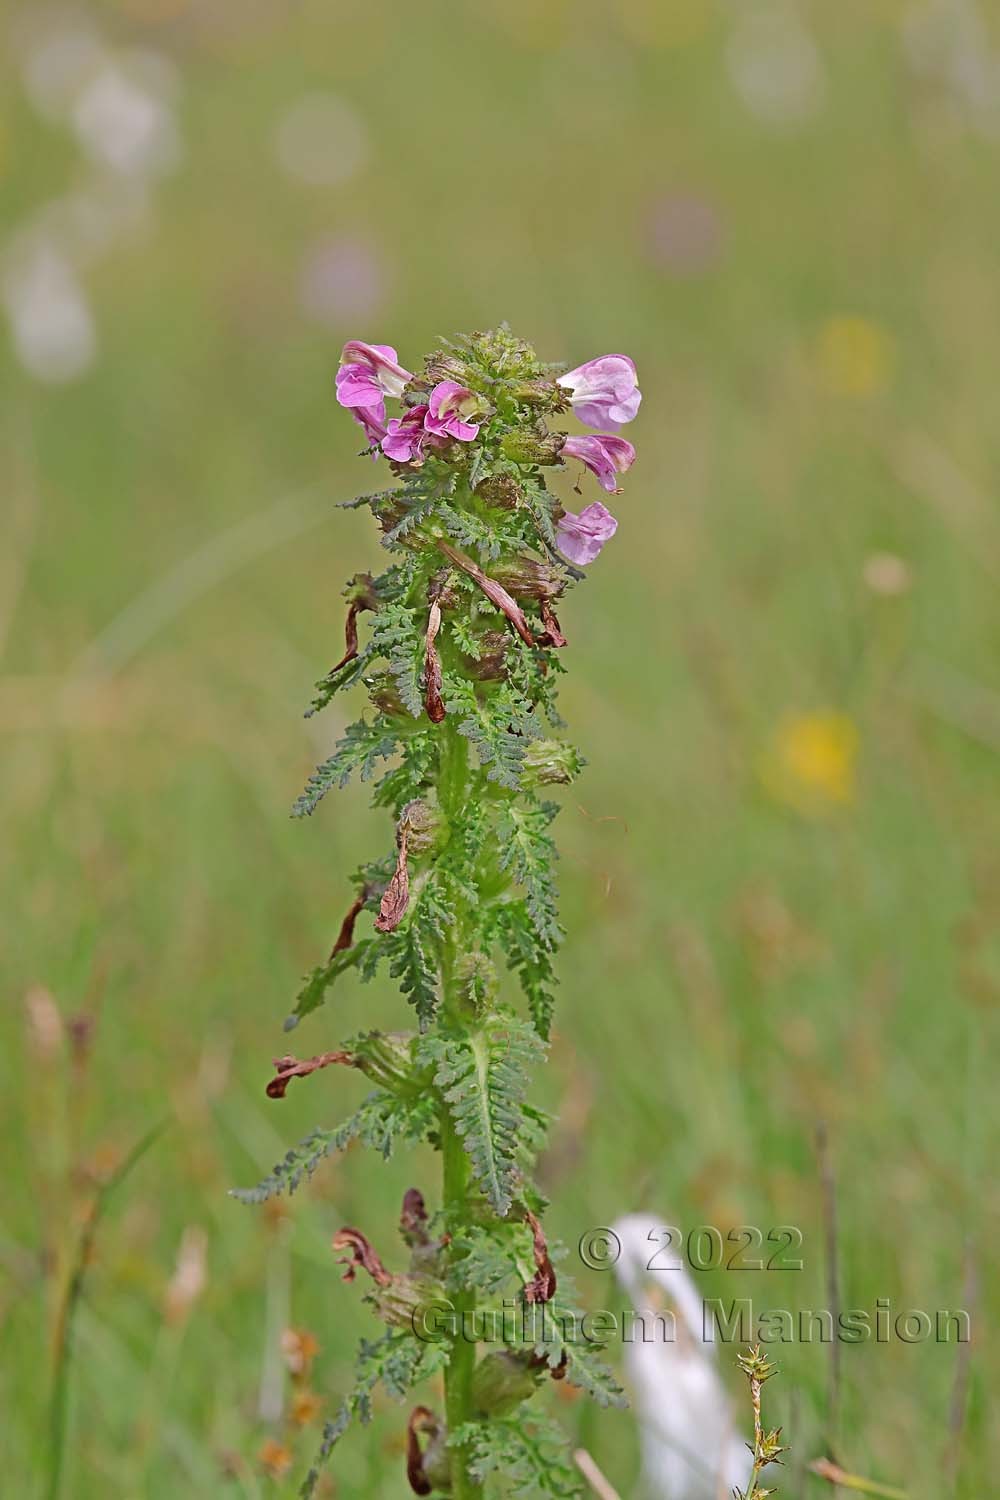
[48,1120,167,1500]
[437,724,483,1496]
[442,1113,480,1496]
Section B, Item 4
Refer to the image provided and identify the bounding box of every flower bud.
[350,1030,419,1091]
[463,629,509,681]
[511,378,568,412]
[474,473,522,510]
[374,1272,445,1331]
[400,799,448,858]
[489,556,561,601]
[522,739,583,787]
[500,430,564,466]
[471,1350,545,1417]
[423,352,470,386]
[341,1032,419,1092]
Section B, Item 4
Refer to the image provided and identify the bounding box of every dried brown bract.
[523,1208,557,1304]
[265,1050,355,1099]
[331,1227,393,1287]
[375,822,410,932]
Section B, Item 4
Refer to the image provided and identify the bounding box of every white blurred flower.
[71,52,181,178]
[17,16,106,122]
[904,0,1000,137]
[612,1214,751,1500]
[273,93,368,187]
[863,552,912,596]
[32,174,153,268]
[164,1225,209,1324]
[646,191,725,277]
[2,239,98,383]
[726,3,826,126]
[299,232,388,327]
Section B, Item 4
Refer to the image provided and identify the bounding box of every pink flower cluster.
[335,341,482,466]
[556,355,638,567]
[334,341,641,567]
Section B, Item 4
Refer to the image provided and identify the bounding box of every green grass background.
[2,1,999,1495]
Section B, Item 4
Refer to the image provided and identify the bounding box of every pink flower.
[424,380,481,442]
[335,340,411,423]
[561,433,636,493]
[382,404,441,465]
[556,502,618,566]
[558,354,641,431]
[352,406,387,457]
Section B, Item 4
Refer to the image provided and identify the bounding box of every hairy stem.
[442,1112,481,1495]
[437,724,483,1495]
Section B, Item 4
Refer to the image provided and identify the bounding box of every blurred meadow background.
[3,0,1000,1495]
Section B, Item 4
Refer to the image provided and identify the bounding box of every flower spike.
[241,327,637,1497]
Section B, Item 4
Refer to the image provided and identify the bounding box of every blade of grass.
[47,1119,169,1500]
[808,1458,907,1498]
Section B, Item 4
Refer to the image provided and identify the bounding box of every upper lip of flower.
[339,340,411,384]
[423,380,482,441]
[335,341,412,417]
[557,354,641,431]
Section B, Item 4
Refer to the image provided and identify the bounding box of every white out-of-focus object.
[272,92,368,187]
[904,0,1000,138]
[71,51,181,178]
[2,239,98,383]
[726,3,825,127]
[32,174,152,268]
[299,232,388,327]
[17,15,106,122]
[612,1214,752,1500]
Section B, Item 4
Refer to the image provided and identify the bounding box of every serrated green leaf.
[418,1015,544,1215]
[292,718,401,817]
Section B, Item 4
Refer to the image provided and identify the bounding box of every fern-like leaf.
[284,940,372,1030]
[300,1333,447,1498]
[230,1089,436,1205]
[370,602,424,718]
[418,1014,544,1215]
[447,681,530,791]
[518,1279,628,1410]
[454,1414,584,1497]
[448,1222,536,1296]
[387,919,440,1030]
[292,719,401,817]
[492,901,558,1038]
[496,800,561,951]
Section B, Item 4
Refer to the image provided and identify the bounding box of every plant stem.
[442,1111,481,1495]
[437,724,483,1496]
[48,1120,167,1500]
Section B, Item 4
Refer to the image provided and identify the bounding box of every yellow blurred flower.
[815,316,894,397]
[762,711,859,813]
[290,1388,323,1427]
[281,1326,320,1378]
[257,1439,293,1480]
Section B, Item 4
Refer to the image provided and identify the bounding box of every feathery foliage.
[241,327,638,1496]
[453,1415,584,1497]
[417,1014,544,1215]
